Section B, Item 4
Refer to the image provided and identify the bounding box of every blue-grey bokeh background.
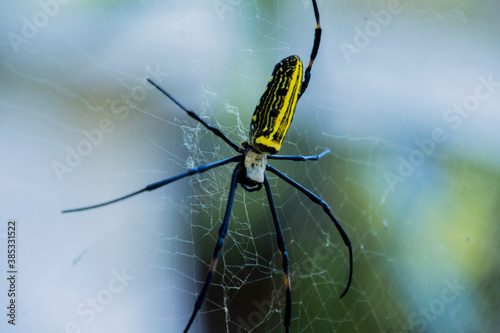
[1,0,499,332]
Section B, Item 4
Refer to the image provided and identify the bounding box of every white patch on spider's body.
[244,149,267,184]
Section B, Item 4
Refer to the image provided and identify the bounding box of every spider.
[62,0,352,331]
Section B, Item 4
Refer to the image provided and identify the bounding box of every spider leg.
[263,176,291,333]
[147,78,242,153]
[298,0,322,100]
[267,149,330,161]
[184,164,241,333]
[62,155,241,213]
[266,164,353,298]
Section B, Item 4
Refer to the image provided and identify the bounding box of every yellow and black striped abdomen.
[249,55,303,155]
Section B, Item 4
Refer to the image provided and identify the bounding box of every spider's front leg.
[184,164,242,333]
[62,156,241,213]
[266,164,353,298]
[264,176,292,333]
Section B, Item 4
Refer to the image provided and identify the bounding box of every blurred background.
[1,0,499,332]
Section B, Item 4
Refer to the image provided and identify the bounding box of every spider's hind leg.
[147,78,242,153]
[298,0,322,99]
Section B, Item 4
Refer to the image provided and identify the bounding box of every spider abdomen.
[249,55,303,155]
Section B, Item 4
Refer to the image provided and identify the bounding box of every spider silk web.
[1,0,500,333]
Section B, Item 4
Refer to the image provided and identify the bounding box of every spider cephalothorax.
[242,144,267,187]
